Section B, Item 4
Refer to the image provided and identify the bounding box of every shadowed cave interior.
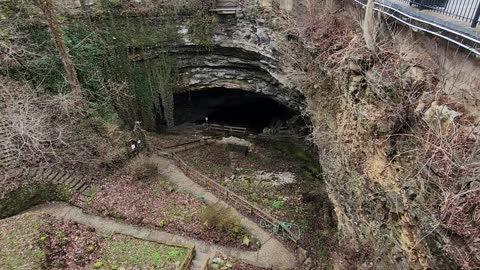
[173,88,301,133]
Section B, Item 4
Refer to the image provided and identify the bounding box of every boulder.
[423,101,462,134]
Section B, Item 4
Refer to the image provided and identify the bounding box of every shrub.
[271,200,284,209]
[127,156,158,182]
[199,203,243,237]
[187,11,217,47]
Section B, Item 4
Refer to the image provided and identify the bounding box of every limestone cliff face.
[88,3,480,267]
[129,20,305,112]
[249,2,480,269]
[7,0,479,268]
[302,26,480,270]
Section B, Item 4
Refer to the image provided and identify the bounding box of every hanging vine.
[151,54,177,129]
[187,11,218,49]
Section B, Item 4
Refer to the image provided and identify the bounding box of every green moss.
[132,54,179,129]
[0,214,46,269]
[110,17,180,48]
[187,11,217,47]
[4,11,182,129]
[271,140,323,182]
[271,200,284,209]
[99,235,188,269]
[0,184,73,219]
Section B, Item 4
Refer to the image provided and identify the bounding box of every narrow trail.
[27,154,297,269]
[30,202,294,269]
[151,154,297,268]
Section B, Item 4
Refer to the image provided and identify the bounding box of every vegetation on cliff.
[277,0,480,268]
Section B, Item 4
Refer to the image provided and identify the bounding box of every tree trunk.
[35,0,83,103]
[363,0,376,52]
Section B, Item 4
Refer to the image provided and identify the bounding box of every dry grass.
[280,0,479,268]
[121,0,210,16]
[0,76,74,162]
[127,156,159,182]
[199,203,243,237]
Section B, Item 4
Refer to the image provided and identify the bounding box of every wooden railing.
[166,152,300,244]
[206,124,247,134]
[163,139,209,154]
[209,0,241,14]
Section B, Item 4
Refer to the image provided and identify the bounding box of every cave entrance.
[173,88,298,133]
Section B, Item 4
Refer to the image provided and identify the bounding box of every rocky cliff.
[292,3,480,268]
[2,0,479,268]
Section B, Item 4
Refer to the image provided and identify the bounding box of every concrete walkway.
[151,154,297,268]
[30,202,295,269]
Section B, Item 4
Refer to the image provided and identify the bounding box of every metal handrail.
[387,0,480,27]
[352,0,480,56]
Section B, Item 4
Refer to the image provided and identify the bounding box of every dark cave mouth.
[173,88,302,133]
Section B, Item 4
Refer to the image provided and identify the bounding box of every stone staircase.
[0,91,18,174]
[0,90,92,204]
[191,252,210,270]
[0,119,17,174]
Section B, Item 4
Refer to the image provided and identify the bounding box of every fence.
[167,152,301,245]
[391,0,480,27]
[209,0,241,14]
[163,139,210,154]
[205,124,247,134]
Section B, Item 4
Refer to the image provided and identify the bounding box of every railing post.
[472,2,480,28]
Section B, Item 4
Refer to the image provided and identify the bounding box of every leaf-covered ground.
[173,135,337,266]
[84,166,255,249]
[0,213,45,269]
[0,213,190,270]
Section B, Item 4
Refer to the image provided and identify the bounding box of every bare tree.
[33,0,83,104]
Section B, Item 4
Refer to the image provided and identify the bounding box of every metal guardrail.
[167,152,300,244]
[394,0,480,27]
[352,0,480,56]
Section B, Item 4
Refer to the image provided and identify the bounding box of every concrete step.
[51,171,67,184]
[191,252,209,270]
